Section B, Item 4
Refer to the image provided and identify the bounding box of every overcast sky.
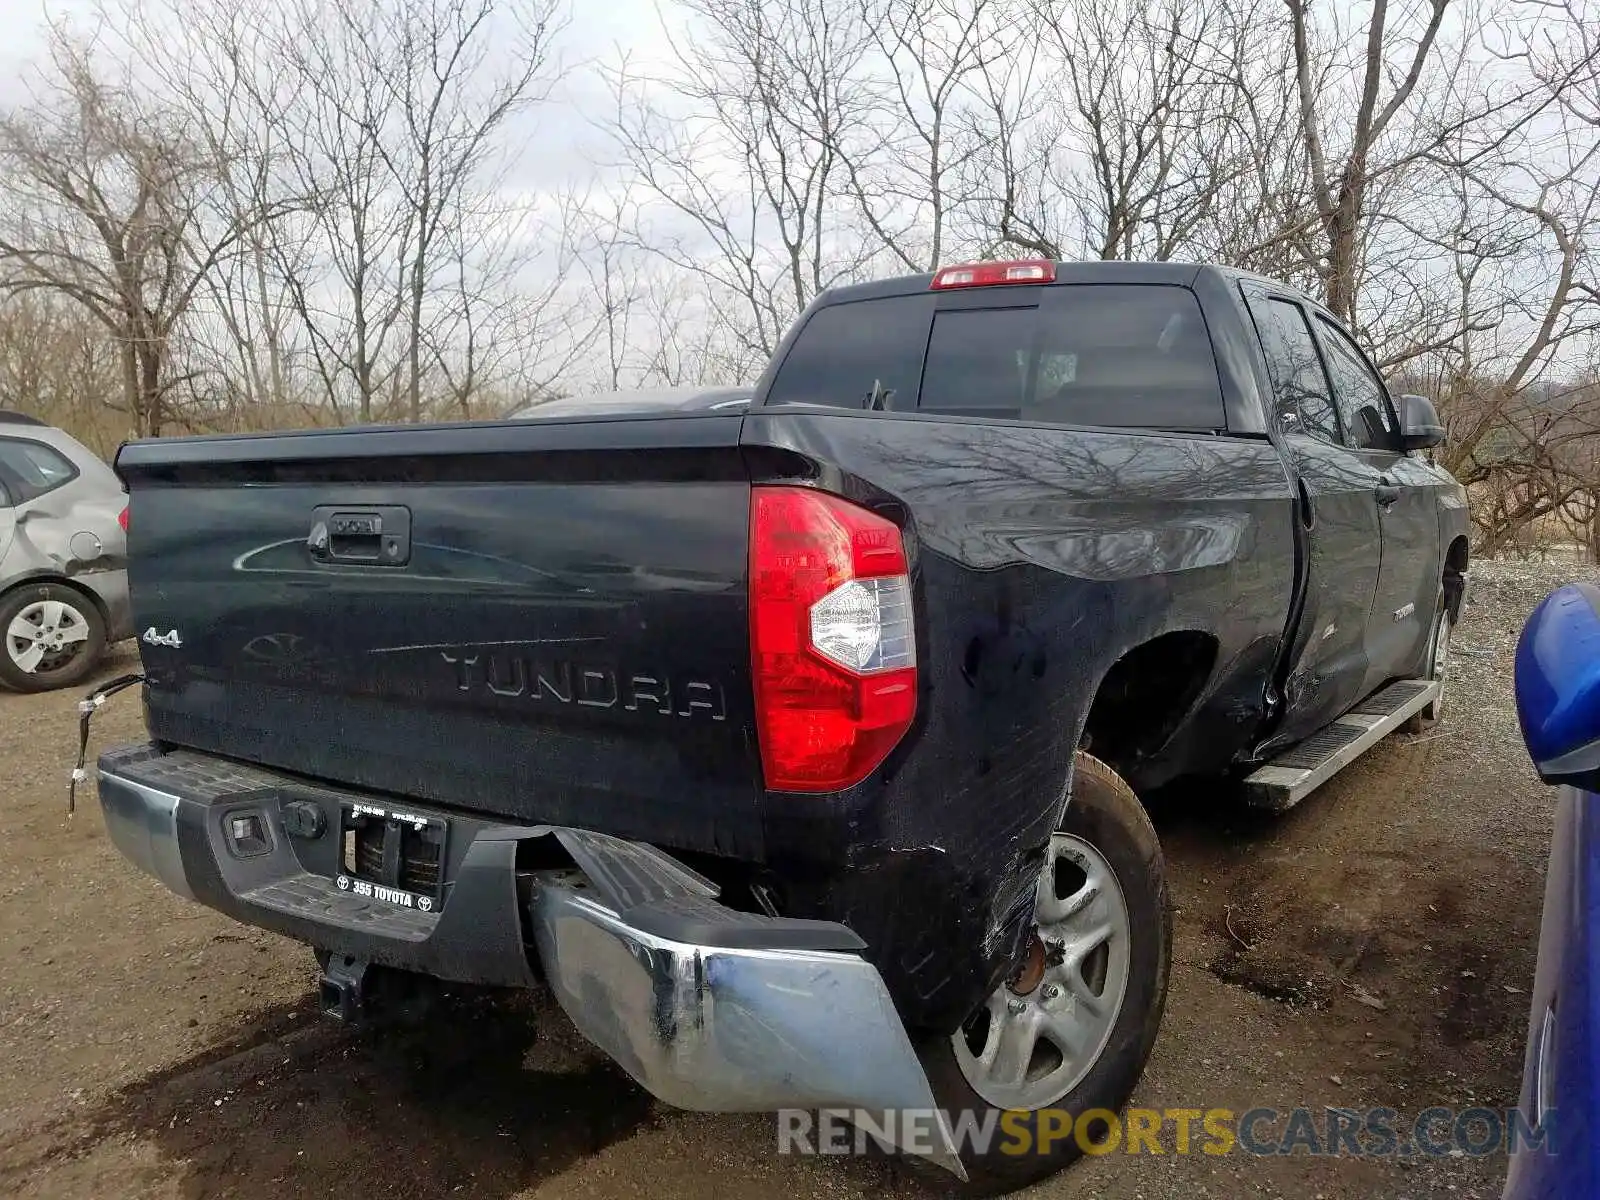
[0,0,683,201]
[0,0,677,110]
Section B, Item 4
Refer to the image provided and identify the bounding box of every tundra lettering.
[439,649,727,720]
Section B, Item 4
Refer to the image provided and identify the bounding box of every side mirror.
[1397,393,1445,451]
[1515,582,1600,791]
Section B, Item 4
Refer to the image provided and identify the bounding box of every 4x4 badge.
[142,627,183,648]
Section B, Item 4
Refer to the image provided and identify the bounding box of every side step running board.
[1244,678,1439,812]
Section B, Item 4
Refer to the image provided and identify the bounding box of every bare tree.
[132,0,567,423]
[426,191,603,416]
[837,0,1011,272]
[1053,0,1260,260]
[0,290,125,451]
[1281,0,1598,325]
[0,32,268,435]
[566,188,649,391]
[607,0,879,365]
[957,0,1301,270]
[364,0,566,421]
[1283,0,1451,321]
[1427,0,1600,556]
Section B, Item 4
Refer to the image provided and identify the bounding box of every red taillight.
[750,487,917,792]
[930,258,1056,290]
[117,505,129,532]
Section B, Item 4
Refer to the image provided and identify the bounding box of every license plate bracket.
[335,801,448,914]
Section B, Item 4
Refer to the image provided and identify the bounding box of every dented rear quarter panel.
[742,410,1298,1029]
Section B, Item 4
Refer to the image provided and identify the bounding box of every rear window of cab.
[765,284,1225,432]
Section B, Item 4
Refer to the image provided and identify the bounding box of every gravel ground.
[0,551,1592,1200]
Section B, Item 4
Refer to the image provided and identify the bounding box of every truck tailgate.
[115,415,764,858]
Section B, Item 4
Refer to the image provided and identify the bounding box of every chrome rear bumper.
[96,745,963,1178]
[530,870,963,1176]
[100,770,193,900]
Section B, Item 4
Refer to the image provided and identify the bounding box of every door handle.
[1375,481,1401,508]
[307,505,411,565]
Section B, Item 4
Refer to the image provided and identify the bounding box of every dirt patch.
[0,553,1590,1199]
[46,991,655,1200]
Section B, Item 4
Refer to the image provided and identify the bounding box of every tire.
[1401,596,1451,734]
[0,581,107,693]
[915,752,1171,1195]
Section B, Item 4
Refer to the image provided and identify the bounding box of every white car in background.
[0,411,131,692]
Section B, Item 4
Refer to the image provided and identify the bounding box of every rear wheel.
[0,582,107,693]
[916,753,1171,1195]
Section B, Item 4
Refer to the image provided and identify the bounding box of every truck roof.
[815,261,1309,307]
[511,385,752,419]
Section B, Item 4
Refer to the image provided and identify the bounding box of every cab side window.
[1315,318,1398,451]
[1253,298,1341,443]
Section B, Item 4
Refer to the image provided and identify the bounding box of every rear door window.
[765,295,933,410]
[918,285,1225,430]
[0,438,78,504]
[1315,317,1399,451]
[1252,298,1342,443]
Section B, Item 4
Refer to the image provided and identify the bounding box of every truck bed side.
[742,409,1297,1026]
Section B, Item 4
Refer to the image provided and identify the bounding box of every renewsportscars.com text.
[778,1106,1554,1159]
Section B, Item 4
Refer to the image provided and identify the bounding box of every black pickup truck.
[97,261,1467,1194]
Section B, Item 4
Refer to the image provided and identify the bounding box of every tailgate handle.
[308,506,412,566]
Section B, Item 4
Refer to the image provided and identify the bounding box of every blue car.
[1506,581,1600,1200]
